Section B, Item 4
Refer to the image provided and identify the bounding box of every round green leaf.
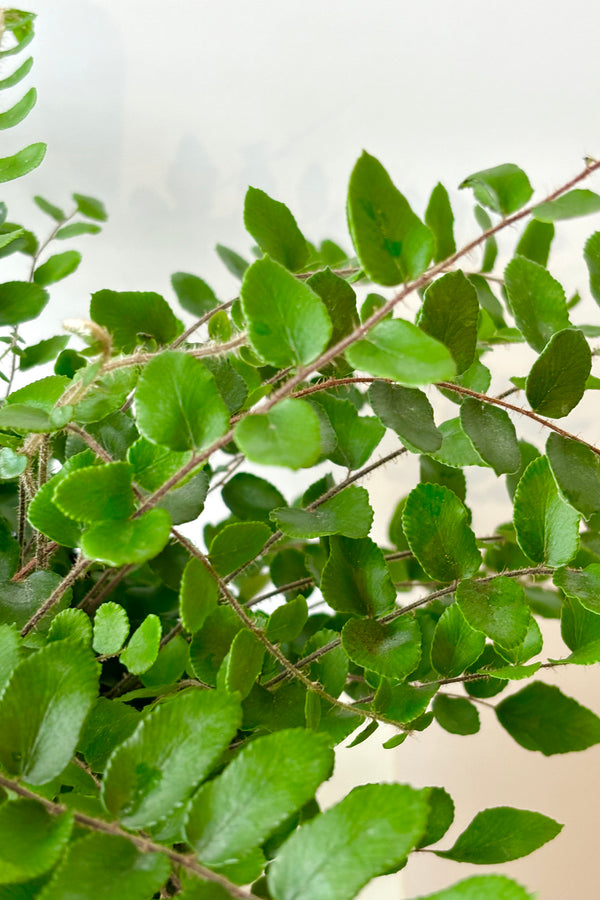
[504,257,569,353]
[369,381,442,453]
[456,577,530,649]
[513,455,579,566]
[526,328,591,418]
[459,398,521,475]
[81,509,172,567]
[433,694,480,735]
[0,800,73,884]
[90,289,182,352]
[234,399,323,469]
[341,615,421,680]
[92,602,130,656]
[554,565,600,614]
[54,462,135,523]
[546,432,600,521]
[459,163,533,216]
[135,351,230,452]
[403,483,481,582]
[411,875,534,900]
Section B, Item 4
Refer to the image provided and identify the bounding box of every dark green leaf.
[345,319,455,386]
[456,577,529,649]
[495,613,543,666]
[533,189,600,222]
[90,290,183,352]
[268,783,429,900]
[0,624,21,692]
[234,400,323,469]
[136,351,229,452]
[425,183,456,263]
[341,615,421,680]
[78,697,141,773]
[209,521,271,576]
[417,786,455,848]
[0,800,72,884]
[244,187,308,271]
[171,272,218,317]
[467,275,505,326]
[102,689,241,828]
[426,417,488,469]
[0,281,48,326]
[546,433,600,521]
[513,455,579,565]
[554,565,600,614]
[433,694,480,735]
[221,628,264,699]
[321,536,396,616]
[189,608,244,686]
[347,151,434,285]
[155,469,209,525]
[0,640,98,784]
[504,257,569,352]
[369,381,442,453]
[307,268,359,350]
[459,399,520,475]
[271,487,373,540]
[222,473,285,523]
[215,244,249,279]
[437,806,561,863]
[33,250,81,286]
[403,483,481,582]
[120,614,161,675]
[0,571,73,633]
[186,729,333,865]
[420,455,466,501]
[92,602,129,655]
[0,143,46,184]
[241,257,331,366]
[140,633,189,687]
[496,682,600,754]
[431,604,485,677]
[55,462,135,522]
[515,219,554,266]
[526,328,591,417]
[506,440,541,501]
[459,163,533,215]
[38,833,169,900]
[81,509,172,566]
[418,272,479,374]
[19,335,69,370]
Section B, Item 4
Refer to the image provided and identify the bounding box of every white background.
[4,2,600,897]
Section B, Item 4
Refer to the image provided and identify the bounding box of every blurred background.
[4,2,600,897]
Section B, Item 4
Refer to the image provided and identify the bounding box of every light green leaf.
[135,351,229,452]
[54,462,135,522]
[234,399,323,469]
[171,272,218,317]
[222,628,264,699]
[179,558,219,633]
[526,328,591,417]
[347,151,434,285]
[504,256,569,352]
[341,615,421,680]
[37,832,169,900]
[513,455,579,566]
[0,624,21,693]
[33,195,65,222]
[90,290,182,352]
[456,577,530,649]
[241,257,331,366]
[345,319,456,386]
[431,604,485,677]
[209,521,271,576]
[0,281,48,326]
[0,447,26,480]
[433,695,480,735]
[27,451,97,547]
[459,399,520,475]
[418,272,479,374]
[321,536,396,616]
[92,602,129,656]
[72,193,107,221]
[403,483,481,582]
[47,608,92,646]
[270,486,373,540]
[244,187,308,271]
[266,595,308,643]
[554,565,600,614]
[0,640,98,784]
[0,143,46,184]
[417,786,455,849]
[425,182,456,263]
[0,56,33,90]
[120,614,161,675]
[268,783,429,900]
[533,189,600,222]
[127,436,191,491]
[101,689,241,828]
[0,800,72,884]
[33,250,81,286]
[496,682,600,754]
[55,222,101,239]
[81,508,172,566]
[408,875,534,900]
[369,381,442,453]
[546,433,600,521]
[312,392,384,469]
[0,86,36,130]
[186,729,333,865]
[515,219,554,266]
[459,163,533,216]
[428,417,489,469]
[436,805,561,863]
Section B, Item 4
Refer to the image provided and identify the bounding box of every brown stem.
[21,556,90,636]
